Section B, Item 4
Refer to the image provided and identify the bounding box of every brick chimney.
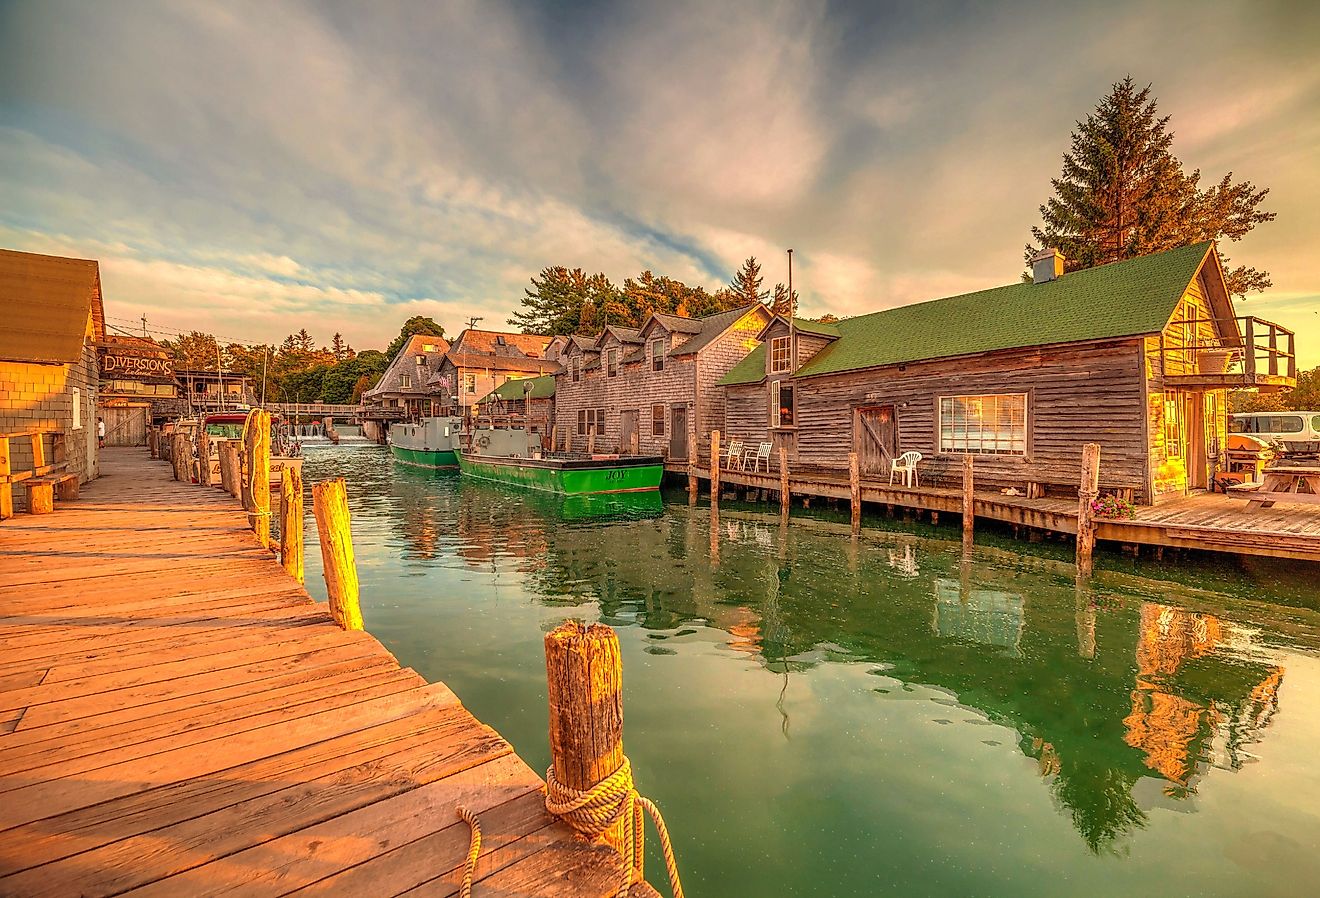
[1030,248,1064,284]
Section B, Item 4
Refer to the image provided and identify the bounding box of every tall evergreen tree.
[771,283,798,317]
[726,257,769,305]
[511,267,622,335]
[1030,77,1274,297]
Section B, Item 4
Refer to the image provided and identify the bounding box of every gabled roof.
[646,312,703,335]
[595,325,643,349]
[669,305,766,357]
[363,333,450,398]
[0,248,105,364]
[721,241,1220,385]
[478,373,556,404]
[758,316,841,341]
[448,328,551,359]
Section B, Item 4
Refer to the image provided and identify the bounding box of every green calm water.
[298,445,1320,897]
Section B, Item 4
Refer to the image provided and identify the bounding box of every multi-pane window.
[770,336,792,374]
[570,358,580,383]
[464,373,476,394]
[771,381,795,427]
[939,394,1027,454]
[606,348,619,377]
[1163,392,1183,457]
[400,374,412,389]
[577,408,606,435]
[651,338,665,372]
[652,404,665,436]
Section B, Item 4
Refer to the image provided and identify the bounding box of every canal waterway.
[299,445,1320,897]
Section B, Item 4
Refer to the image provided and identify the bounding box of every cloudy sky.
[3,0,1318,364]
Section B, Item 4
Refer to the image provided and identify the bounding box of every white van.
[1230,412,1320,445]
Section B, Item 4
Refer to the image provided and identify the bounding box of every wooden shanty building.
[554,305,770,457]
[97,335,184,444]
[360,333,451,422]
[474,372,555,437]
[0,248,104,511]
[720,242,1296,504]
[429,329,554,416]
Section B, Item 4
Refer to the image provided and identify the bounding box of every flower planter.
[1197,349,1236,375]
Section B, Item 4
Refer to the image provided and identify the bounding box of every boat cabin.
[719,242,1297,504]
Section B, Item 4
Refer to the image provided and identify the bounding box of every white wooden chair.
[742,441,772,472]
[722,439,744,469]
[890,451,922,488]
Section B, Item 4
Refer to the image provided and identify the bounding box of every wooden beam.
[0,437,12,520]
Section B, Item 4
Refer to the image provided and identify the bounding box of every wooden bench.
[1,429,75,518]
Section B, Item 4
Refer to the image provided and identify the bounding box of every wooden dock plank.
[0,449,630,897]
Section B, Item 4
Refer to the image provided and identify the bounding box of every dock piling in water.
[281,464,304,584]
[312,476,363,630]
[1075,442,1101,578]
[687,428,697,506]
[709,430,721,505]
[962,453,975,550]
[849,452,861,532]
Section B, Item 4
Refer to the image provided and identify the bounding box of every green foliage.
[163,331,222,370]
[385,316,446,360]
[1232,366,1320,413]
[771,283,798,317]
[1030,77,1275,297]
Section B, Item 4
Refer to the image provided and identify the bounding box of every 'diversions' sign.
[101,353,174,378]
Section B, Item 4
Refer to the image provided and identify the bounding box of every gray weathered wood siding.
[724,338,1152,498]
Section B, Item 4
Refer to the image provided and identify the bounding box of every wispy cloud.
[1,0,1317,364]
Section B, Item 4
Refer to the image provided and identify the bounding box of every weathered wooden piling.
[588,431,596,455]
[687,429,698,506]
[1075,442,1101,578]
[962,453,974,550]
[219,441,240,497]
[280,464,304,584]
[312,476,363,630]
[779,447,790,520]
[709,430,721,504]
[543,621,639,885]
[244,410,271,547]
[849,451,861,531]
[171,433,189,482]
[147,427,158,459]
[196,427,210,487]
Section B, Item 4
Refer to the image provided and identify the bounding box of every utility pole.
[787,249,795,373]
[465,316,484,331]
[141,314,148,337]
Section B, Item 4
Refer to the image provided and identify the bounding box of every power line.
[105,315,274,348]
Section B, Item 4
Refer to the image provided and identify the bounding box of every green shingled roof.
[720,242,1214,385]
[480,373,556,403]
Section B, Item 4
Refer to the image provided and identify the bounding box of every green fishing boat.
[389,417,463,469]
[457,427,663,495]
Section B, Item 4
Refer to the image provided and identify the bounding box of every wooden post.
[0,437,12,520]
[1075,442,1101,579]
[30,432,45,470]
[849,451,861,531]
[543,621,640,885]
[779,447,790,521]
[55,476,78,500]
[587,431,596,456]
[962,453,974,550]
[148,428,158,459]
[171,433,189,481]
[313,477,363,630]
[27,481,54,515]
[220,441,242,499]
[280,465,304,584]
[709,430,721,503]
[197,426,211,487]
[687,428,698,505]
[246,410,271,547]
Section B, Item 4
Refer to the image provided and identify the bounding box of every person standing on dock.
[97,416,105,448]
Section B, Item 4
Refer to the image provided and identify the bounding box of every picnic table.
[1246,464,1320,509]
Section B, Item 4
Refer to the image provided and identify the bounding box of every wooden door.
[105,405,149,446]
[620,409,638,455]
[670,405,688,460]
[854,405,898,475]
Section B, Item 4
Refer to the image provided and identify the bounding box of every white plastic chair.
[742,442,771,472]
[723,439,744,470]
[890,451,922,488]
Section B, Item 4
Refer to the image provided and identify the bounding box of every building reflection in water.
[404,479,1294,854]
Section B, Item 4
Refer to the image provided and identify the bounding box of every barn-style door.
[853,405,899,475]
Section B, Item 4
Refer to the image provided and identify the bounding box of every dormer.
[757,315,840,376]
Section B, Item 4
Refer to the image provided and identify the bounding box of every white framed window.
[651,338,665,372]
[400,374,412,389]
[770,336,792,374]
[415,355,425,366]
[606,348,619,377]
[939,394,1027,454]
[771,380,794,427]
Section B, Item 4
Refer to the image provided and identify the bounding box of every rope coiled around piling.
[545,755,684,898]
[455,805,482,898]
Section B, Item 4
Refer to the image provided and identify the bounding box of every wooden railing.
[1162,315,1296,382]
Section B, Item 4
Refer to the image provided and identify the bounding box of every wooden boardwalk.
[0,450,632,897]
[673,462,1320,562]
